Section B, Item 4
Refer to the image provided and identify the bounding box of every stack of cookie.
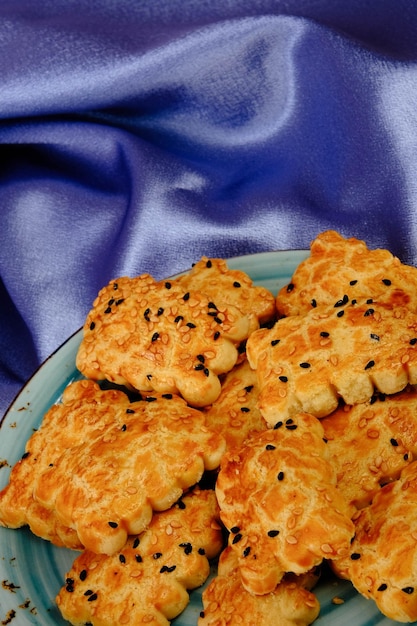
[2,232,417,625]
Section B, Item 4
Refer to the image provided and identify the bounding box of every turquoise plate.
[0,250,412,625]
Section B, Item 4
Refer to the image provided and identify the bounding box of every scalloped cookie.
[57,487,224,626]
[0,380,225,554]
[203,359,267,451]
[198,547,320,626]
[246,301,417,424]
[215,413,354,595]
[177,256,276,334]
[322,386,417,512]
[76,274,253,407]
[276,230,417,317]
[332,461,417,623]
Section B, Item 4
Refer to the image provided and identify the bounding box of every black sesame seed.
[231,526,241,534]
[183,292,190,301]
[311,298,317,308]
[279,375,288,382]
[233,281,241,288]
[126,408,135,414]
[133,537,140,549]
[349,279,358,285]
[165,282,171,289]
[151,332,159,342]
[208,302,217,309]
[382,278,392,286]
[277,471,285,481]
[144,308,151,320]
[214,316,223,324]
[299,362,311,368]
[198,548,206,555]
[286,424,298,430]
[266,444,276,450]
[267,530,280,537]
[87,593,98,602]
[337,310,344,317]
[84,589,93,596]
[145,396,157,402]
[65,584,74,592]
[240,407,250,413]
[157,307,164,316]
[334,294,349,307]
[232,533,243,544]
[350,553,361,560]
[243,546,251,557]
[108,521,118,528]
[194,363,204,371]
[116,298,125,306]
[287,283,295,293]
[271,339,280,346]
[203,368,210,377]
[320,331,330,337]
[404,453,409,461]
[402,586,414,594]
[89,321,96,331]
[79,570,87,581]
[370,333,380,341]
[162,393,173,399]
[104,306,112,314]
[113,282,119,290]
[186,322,196,328]
[174,315,184,323]
[153,552,163,560]
[390,438,399,447]
[121,424,127,432]
[179,542,192,555]
[274,421,283,429]
[364,308,375,317]
[119,554,126,564]
[21,451,30,459]
[410,338,417,345]
[213,331,220,340]
[206,259,212,268]
[378,583,388,591]
[135,554,142,563]
[244,385,254,392]
[108,298,115,306]
[160,565,176,573]
[365,360,375,370]
[176,499,186,510]
[197,354,205,363]
[147,374,152,380]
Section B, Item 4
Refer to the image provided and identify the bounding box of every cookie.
[0,380,225,554]
[246,301,417,424]
[177,256,276,334]
[198,547,320,626]
[57,487,224,626]
[276,230,417,317]
[322,386,417,511]
[203,359,267,452]
[331,461,417,622]
[76,274,253,407]
[215,413,354,595]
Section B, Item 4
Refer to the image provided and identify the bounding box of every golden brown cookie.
[177,256,276,334]
[76,273,253,407]
[198,547,320,626]
[276,230,417,317]
[246,301,417,424]
[215,413,354,595]
[57,487,224,626]
[0,380,225,554]
[332,461,417,623]
[203,359,267,451]
[322,386,417,512]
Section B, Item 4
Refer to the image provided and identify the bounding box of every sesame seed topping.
[377,583,387,591]
[410,338,417,345]
[108,521,118,528]
[179,542,192,555]
[213,331,220,340]
[89,321,95,331]
[160,565,176,573]
[364,308,375,317]
[243,546,251,557]
[233,281,241,288]
[153,552,163,559]
[365,360,375,370]
[390,438,399,447]
[402,586,414,594]
[267,530,280,537]
[320,331,330,337]
[370,333,380,341]
[231,526,241,534]
[382,278,392,286]
[165,282,171,289]
[151,332,159,342]
[206,260,212,268]
[119,554,126,564]
[232,533,243,544]
[271,339,280,346]
[274,421,283,429]
[266,444,276,450]
[334,295,349,307]
[277,471,285,481]
[349,279,358,285]
[311,299,317,307]
[183,292,190,301]
[79,570,87,581]
[299,362,311,369]
[240,407,250,413]
[104,306,112,314]
[279,375,288,382]
[87,593,98,602]
[350,553,361,560]
[337,310,344,317]
[133,537,140,549]
[287,283,295,292]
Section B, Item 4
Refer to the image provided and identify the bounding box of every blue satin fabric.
[2,0,417,415]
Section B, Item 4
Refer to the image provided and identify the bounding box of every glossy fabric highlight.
[1,1,417,414]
